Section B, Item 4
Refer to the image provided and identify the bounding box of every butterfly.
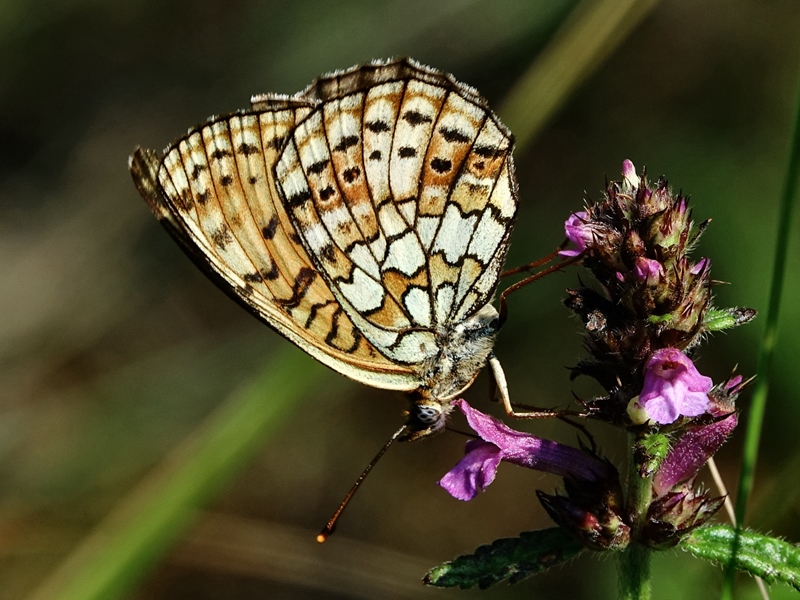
[129,57,522,442]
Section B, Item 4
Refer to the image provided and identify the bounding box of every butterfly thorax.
[401,303,500,441]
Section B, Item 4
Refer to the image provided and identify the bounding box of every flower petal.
[438,439,502,501]
[456,398,544,460]
[453,400,612,482]
[639,348,712,424]
[560,211,591,257]
[633,257,663,285]
[653,413,738,497]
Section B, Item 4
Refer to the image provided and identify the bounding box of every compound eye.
[415,404,442,425]
[401,401,450,441]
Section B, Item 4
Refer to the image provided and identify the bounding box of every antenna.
[316,424,407,543]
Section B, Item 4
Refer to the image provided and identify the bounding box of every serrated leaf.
[423,528,585,589]
[681,525,800,591]
[703,307,757,332]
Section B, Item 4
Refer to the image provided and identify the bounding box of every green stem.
[618,433,652,600]
[721,70,800,599]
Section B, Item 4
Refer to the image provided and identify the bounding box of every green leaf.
[703,307,757,332]
[681,525,800,591]
[424,528,585,589]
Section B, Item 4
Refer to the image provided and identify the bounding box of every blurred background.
[2,1,799,598]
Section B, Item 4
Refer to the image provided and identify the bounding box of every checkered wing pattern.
[275,59,518,368]
[129,97,420,391]
[130,58,518,408]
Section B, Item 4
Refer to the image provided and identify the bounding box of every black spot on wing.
[398,146,416,158]
[286,189,312,207]
[333,135,359,152]
[467,181,490,193]
[197,190,211,204]
[430,157,452,173]
[266,136,286,150]
[248,175,258,184]
[260,259,280,280]
[237,143,259,156]
[324,308,341,349]
[211,148,232,161]
[439,127,471,144]
[402,110,433,126]
[177,191,193,211]
[308,159,329,175]
[190,164,207,180]
[243,272,263,283]
[261,215,278,240]
[366,120,391,133]
[474,144,503,158]
[319,186,335,201]
[376,196,392,208]
[220,174,233,187]
[320,243,336,262]
[211,226,233,249]
[342,166,361,183]
[369,150,382,161]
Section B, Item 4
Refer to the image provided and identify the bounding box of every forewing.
[129,99,420,391]
[274,58,518,366]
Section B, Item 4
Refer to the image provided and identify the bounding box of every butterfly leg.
[487,354,562,419]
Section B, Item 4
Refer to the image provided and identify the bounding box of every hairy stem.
[618,433,652,600]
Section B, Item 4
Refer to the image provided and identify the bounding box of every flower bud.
[537,483,630,551]
[642,482,725,549]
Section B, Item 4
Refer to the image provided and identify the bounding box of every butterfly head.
[400,398,452,441]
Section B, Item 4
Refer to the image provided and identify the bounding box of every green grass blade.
[26,349,327,600]
[722,72,800,598]
[500,0,659,155]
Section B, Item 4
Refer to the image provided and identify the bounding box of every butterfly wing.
[129,97,421,392]
[274,58,518,371]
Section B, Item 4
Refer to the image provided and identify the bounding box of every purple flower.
[633,257,664,285]
[559,211,592,257]
[439,400,612,500]
[631,348,712,425]
[653,413,738,497]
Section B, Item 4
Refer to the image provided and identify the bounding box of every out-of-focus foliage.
[1,1,798,599]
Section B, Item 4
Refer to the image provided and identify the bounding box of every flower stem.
[618,433,653,600]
